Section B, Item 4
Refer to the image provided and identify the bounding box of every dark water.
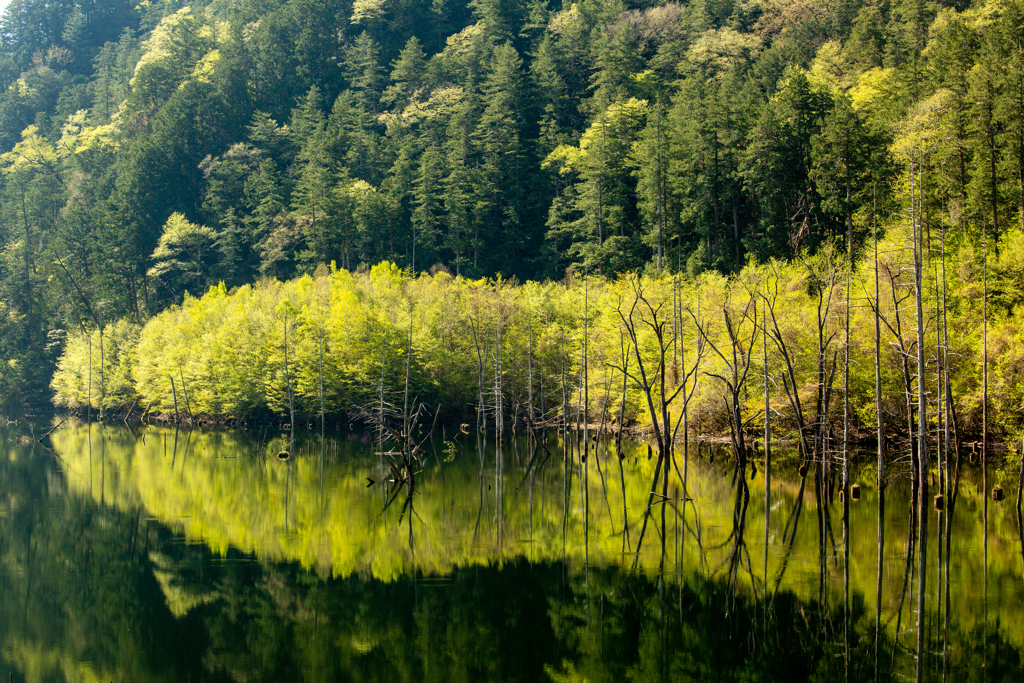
[1,420,1023,682]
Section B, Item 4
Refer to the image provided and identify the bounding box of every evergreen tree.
[148,212,219,304]
[381,36,427,110]
[412,144,445,270]
[742,68,830,256]
[477,42,524,273]
[291,87,334,269]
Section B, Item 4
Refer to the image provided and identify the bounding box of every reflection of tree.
[202,561,562,683]
[26,422,1024,683]
[771,470,807,600]
[710,475,753,597]
[544,566,872,682]
[0,437,207,683]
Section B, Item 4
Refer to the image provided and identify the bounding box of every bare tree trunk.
[377,348,387,442]
[763,275,772,637]
[913,153,929,683]
[982,173,991,667]
[169,375,179,424]
[470,316,487,435]
[284,318,295,442]
[941,206,957,661]
[873,182,886,683]
[320,335,325,430]
[404,313,413,455]
[583,277,590,551]
[20,185,32,326]
[617,331,630,553]
[320,334,325,515]
[843,160,853,676]
[528,322,535,431]
[179,366,193,422]
[99,322,105,419]
[656,110,663,271]
[88,336,92,421]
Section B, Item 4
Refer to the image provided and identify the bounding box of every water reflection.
[0,422,1021,681]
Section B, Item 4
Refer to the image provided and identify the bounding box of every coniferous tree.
[477,42,525,273]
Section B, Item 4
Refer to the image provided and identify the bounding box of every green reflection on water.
[0,421,1021,682]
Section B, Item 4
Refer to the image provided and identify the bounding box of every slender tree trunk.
[20,185,32,326]
[284,318,295,440]
[404,314,413,454]
[672,278,679,385]
[99,322,105,419]
[598,126,605,252]
[989,115,1001,252]
[320,333,325,515]
[528,322,534,431]
[843,155,853,676]
[763,276,772,637]
[656,110,663,271]
[934,213,946,649]
[873,181,886,683]
[470,317,486,435]
[583,278,590,550]
[941,207,954,661]
[179,366,193,421]
[169,375,179,424]
[874,184,885,488]
[914,153,929,683]
[983,176,991,671]
[378,347,387,503]
[88,336,92,421]
[618,333,631,553]
[561,332,567,441]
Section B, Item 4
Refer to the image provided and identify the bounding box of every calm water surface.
[1,420,1023,682]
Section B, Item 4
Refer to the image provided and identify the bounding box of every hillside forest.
[0,0,1022,448]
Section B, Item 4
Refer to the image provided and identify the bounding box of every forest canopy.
[0,0,1020,416]
[47,230,1024,444]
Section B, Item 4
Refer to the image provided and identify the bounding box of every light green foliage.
[44,234,1024,442]
[148,212,219,300]
[51,319,141,410]
[129,7,213,109]
[687,28,762,76]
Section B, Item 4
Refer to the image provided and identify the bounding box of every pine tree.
[477,42,524,273]
[412,144,446,270]
[291,88,334,269]
[381,36,427,110]
[992,0,1024,232]
[544,98,648,273]
[245,158,286,254]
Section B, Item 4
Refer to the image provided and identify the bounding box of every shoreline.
[7,409,1014,456]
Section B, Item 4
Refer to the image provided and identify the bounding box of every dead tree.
[690,280,759,481]
[613,276,704,567]
[874,253,921,492]
[763,254,842,470]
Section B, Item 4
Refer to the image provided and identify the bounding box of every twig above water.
[38,411,75,442]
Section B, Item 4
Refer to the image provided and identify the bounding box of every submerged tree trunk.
[873,182,886,683]
[284,318,295,445]
[913,155,929,683]
[762,277,772,638]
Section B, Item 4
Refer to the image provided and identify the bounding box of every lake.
[1,420,1022,682]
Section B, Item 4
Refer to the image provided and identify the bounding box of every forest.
[0,0,1021,442]
[46,227,1024,451]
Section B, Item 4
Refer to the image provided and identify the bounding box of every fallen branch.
[123,398,139,424]
[38,411,76,442]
